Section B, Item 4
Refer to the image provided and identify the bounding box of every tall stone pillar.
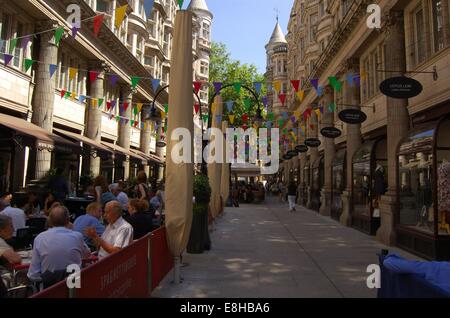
[307,112,319,209]
[377,12,409,245]
[340,59,362,226]
[118,87,133,181]
[31,21,59,180]
[208,95,223,219]
[84,60,107,177]
[441,0,450,46]
[156,120,166,183]
[320,86,336,216]
[140,119,152,177]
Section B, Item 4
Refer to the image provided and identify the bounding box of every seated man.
[86,201,133,259]
[73,202,105,250]
[0,215,21,265]
[0,193,26,237]
[125,199,154,240]
[27,206,91,287]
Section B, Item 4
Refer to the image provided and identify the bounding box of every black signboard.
[380,76,423,99]
[282,154,293,160]
[287,150,298,157]
[338,109,367,124]
[321,127,342,139]
[156,141,167,148]
[295,145,308,153]
[305,138,321,148]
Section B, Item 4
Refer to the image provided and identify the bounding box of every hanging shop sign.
[338,109,367,124]
[305,138,321,148]
[156,141,167,148]
[287,150,298,157]
[379,76,423,99]
[295,145,309,153]
[321,127,342,139]
[283,154,293,160]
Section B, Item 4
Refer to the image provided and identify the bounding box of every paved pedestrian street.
[153,198,419,298]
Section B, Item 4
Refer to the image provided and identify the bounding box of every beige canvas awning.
[0,113,54,146]
[101,141,145,161]
[149,153,165,165]
[54,128,113,154]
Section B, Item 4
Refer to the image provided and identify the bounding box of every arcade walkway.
[152,197,419,298]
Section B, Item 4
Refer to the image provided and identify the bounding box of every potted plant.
[187,174,211,254]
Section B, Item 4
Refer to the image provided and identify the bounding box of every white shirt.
[98,217,133,258]
[0,207,26,236]
[0,237,12,257]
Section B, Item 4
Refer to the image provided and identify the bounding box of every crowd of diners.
[0,170,165,297]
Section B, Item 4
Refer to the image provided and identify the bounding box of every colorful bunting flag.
[177,0,184,9]
[193,81,202,94]
[361,70,368,81]
[291,80,300,92]
[109,74,119,87]
[151,79,160,92]
[242,114,248,122]
[161,112,166,120]
[226,101,234,112]
[79,95,86,103]
[328,103,336,113]
[49,64,58,78]
[137,103,143,113]
[315,109,321,119]
[262,96,268,108]
[291,116,297,124]
[202,114,209,123]
[115,5,128,28]
[93,15,104,37]
[215,115,222,123]
[353,75,361,87]
[243,99,251,111]
[194,103,200,114]
[297,90,305,102]
[267,113,274,121]
[60,90,66,99]
[279,93,286,106]
[9,38,17,54]
[328,76,338,87]
[24,59,35,72]
[3,54,13,66]
[277,119,284,127]
[89,71,99,82]
[131,76,140,89]
[346,73,354,86]
[310,79,319,90]
[98,98,104,108]
[213,82,222,95]
[54,27,64,46]
[211,102,216,114]
[335,81,343,92]
[21,35,31,49]
[164,104,169,114]
[64,91,71,99]
[317,86,323,97]
[233,82,242,94]
[266,121,272,128]
[71,27,79,39]
[282,112,289,120]
[69,67,78,81]
[253,82,262,95]
[229,115,235,124]
[273,81,281,93]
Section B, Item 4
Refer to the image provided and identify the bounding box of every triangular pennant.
[296,90,305,102]
[353,75,361,87]
[107,101,112,111]
[164,104,169,114]
[49,64,58,78]
[361,71,368,81]
[273,81,281,93]
[91,99,98,109]
[194,103,200,114]
[213,82,222,95]
[116,116,121,122]
[291,116,297,124]
[266,121,272,128]
[54,27,64,46]
[242,114,248,122]
[89,71,99,82]
[98,99,104,108]
[335,81,343,92]
[79,95,86,103]
[202,114,209,123]
[3,54,13,66]
[131,76,140,89]
[243,99,251,111]
[328,76,338,87]
[279,94,286,106]
[69,67,78,81]
[317,86,324,97]
[137,103,143,113]
[193,81,202,94]
[253,82,262,95]
[93,15,104,37]
[346,73,354,86]
[151,79,160,92]
[130,120,135,127]
[71,92,76,100]
[228,115,235,124]
[133,106,138,116]
[262,96,268,108]
[267,113,274,121]
[21,35,31,49]
[211,102,217,114]
[24,59,35,72]
[110,100,117,110]
[282,112,289,120]
[9,38,17,54]
[60,89,66,99]
[109,74,119,87]
[319,106,324,114]
[315,109,321,118]
[291,80,300,92]
[64,91,71,99]
[233,82,242,94]
[277,119,284,127]
[226,101,234,112]
[310,79,319,90]
[71,27,79,39]
[328,103,336,113]
[123,102,129,112]
[115,5,128,29]
[215,115,222,123]
[177,0,184,9]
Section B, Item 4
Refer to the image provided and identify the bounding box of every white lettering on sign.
[367,4,381,29]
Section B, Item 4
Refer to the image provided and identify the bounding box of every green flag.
[9,38,17,54]
[54,27,65,46]
[177,0,184,9]
[328,103,336,113]
[164,103,169,114]
[98,99,104,107]
[233,82,242,94]
[116,116,121,122]
[130,120,135,127]
[133,105,138,116]
[202,114,209,122]
[64,91,71,99]
[283,129,288,135]
[131,76,140,89]
[243,99,251,111]
[328,76,338,87]
[278,119,284,127]
[335,81,343,92]
[268,113,274,121]
[24,59,35,72]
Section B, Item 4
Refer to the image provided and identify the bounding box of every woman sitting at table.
[0,215,21,266]
[125,199,154,240]
[43,192,61,217]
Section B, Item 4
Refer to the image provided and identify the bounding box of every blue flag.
[226,101,234,112]
[152,79,160,92]
[253,82,262,95]
[49,64,58,78]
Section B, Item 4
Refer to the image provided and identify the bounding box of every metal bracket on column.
[376,66,438,81]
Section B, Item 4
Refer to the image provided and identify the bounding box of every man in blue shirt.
[73,202,105,250]
[27,206,91,287]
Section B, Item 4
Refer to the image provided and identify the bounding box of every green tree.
[209,42,267,127]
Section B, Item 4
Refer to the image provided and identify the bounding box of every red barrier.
[74,234,150,298]
[151,227,174,291]
[30,279,68,299]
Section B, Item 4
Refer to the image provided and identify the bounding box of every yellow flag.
[273,81,281,93]
[137,103,143,113]
[297,90,305,102]
[71,92,76,100]
[69,67,78,81]
[229,115,235,124]
[91,99,98,108]
[315,109,321,118]
[115,5,128,29]
[361,70,367,81]
[211,102,217,114]
[161,111,166,120]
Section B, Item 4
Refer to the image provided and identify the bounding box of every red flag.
[310,124,315,130]
[60,90,66,99]
[194,104,200,114]
[279,94,286,106]
[134,121,139,127]
[242,114,248,122]
[93,15,104,37]
[303,108,312,121]
[107,101,112,111]
[242,124,248,131]
[291,80,300,92]
[123,102,129,112]
[193,81,202,94]
[89,71,99,82]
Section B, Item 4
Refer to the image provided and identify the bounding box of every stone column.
[320,86,336,216]
[140,118,152,177]
[156,120,166,183]
[377,11,409,245]
[441,0,450,46]
[307,112,319,209]
[340,59,362,226]
[84,60,107,177]
[31,21,60,180]
[118,87,133,181]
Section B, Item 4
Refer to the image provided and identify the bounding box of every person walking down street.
[278,181,285,203]
[287,182,297,212]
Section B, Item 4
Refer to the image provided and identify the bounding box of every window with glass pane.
[413,7,426,65]
[13,22,23,69]
[0,13,10,61]
[96,0,108,12]
[432,0,445,52]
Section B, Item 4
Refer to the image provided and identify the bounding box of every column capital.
[339,58,360,74]
[382,10,405,36]
[36,20,65,44]
[88,60,111,73]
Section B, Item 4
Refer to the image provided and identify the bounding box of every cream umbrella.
[165,10,194,284]
[220,121,230,213]
[208,95,223,219]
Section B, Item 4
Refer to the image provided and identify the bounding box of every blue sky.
[190,0,294,74]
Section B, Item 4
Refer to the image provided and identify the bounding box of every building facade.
[0,0,212,195]
[283,0,450,260]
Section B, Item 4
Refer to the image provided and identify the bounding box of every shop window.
[331,149,346,220]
